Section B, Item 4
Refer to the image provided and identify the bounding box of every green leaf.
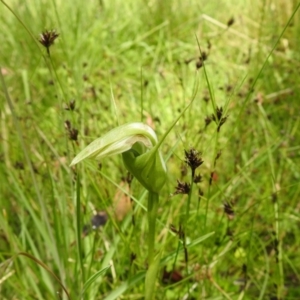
[103,232,214,300]
[145,252,162,300]
[104,271,146,300]
[81,265,111,297]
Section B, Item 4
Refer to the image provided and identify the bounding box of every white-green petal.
[70,122,167,192]
[70,122,158,166]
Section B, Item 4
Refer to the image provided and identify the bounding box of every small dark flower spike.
[91,211,108,229]
[65,100,76,111]
[205,116,212,127]
[174,180,191,195]
[184,148,204,178]
[193,174,202,183]
[39,30,59,55]
[224,201,234,220]
[64,120,79,142]
[69,128,79,141]
[227,17,235,27]
[211,106,228,132]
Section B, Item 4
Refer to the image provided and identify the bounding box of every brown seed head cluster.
[64,120,78,142]
[184,148,204,178]
[174,180,191,195]
[211,106,228,132]
[193,174,202,184]
[65,100,76,111]
[223,201,234,220]
[39,30,59,54]
[227,17,235,27]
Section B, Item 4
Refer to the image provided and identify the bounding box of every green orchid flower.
[70,92,196,300]
[70,122,167,193]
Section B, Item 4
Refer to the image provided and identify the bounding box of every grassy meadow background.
[1,0,300,299]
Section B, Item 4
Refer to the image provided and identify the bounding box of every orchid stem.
[147,191,159,265]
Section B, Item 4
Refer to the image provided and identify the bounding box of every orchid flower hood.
[70,122,167,193]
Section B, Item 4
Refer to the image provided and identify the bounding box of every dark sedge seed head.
[91,211,108,229]
[196,60,203,69]
[64,120,71,130]
[214,106,224,121]
[69,128,78,141]
[69,100,76,111]
[64,120,78,141]
[227,17,235,27]
[130,253,137,263]
[223,201,234,219]
[39,30,59,53]
[184,148,204,173]
[65,100,76,111]
[174,180,191,195]
[200,51,208,61]
[205,116,212,126]
[203,95,210,103]
[193,174,202,183]
[211,107,228,131]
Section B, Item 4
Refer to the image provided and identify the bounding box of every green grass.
[1,0,300,299]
